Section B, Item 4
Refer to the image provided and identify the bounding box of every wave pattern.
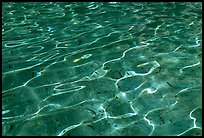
[2,2,202,136]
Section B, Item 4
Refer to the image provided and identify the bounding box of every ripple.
[2,2,202,136]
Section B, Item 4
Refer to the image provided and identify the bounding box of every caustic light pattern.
[2,2,202,136]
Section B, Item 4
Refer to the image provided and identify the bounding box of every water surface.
[2,2,202,136]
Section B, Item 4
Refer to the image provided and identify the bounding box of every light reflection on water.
[2,2,202,136]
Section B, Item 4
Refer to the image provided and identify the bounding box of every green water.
[2,2,202,136]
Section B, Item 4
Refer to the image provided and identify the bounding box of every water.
[2,2,202,136]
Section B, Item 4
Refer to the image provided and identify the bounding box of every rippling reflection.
[2,2,202,136]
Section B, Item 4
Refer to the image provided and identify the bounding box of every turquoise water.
[2,2,202,136]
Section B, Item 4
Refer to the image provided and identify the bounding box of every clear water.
[2,2,202,136]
